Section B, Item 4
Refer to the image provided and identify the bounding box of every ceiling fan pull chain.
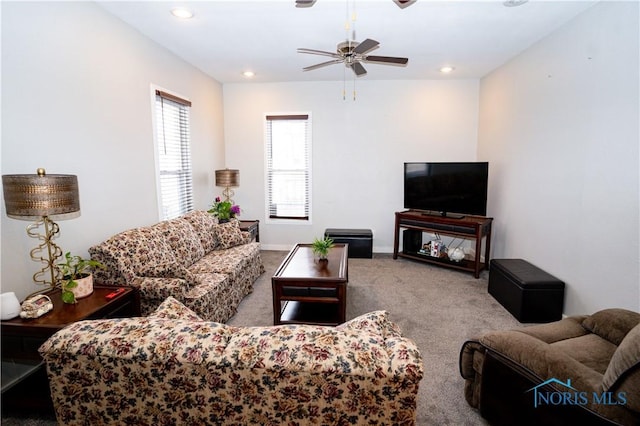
[343,66,347,100]
[353,73,357,101]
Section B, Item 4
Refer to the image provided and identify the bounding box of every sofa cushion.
[149,296,203,321]
[480,330,604,393]
[127,226,178,275]
[154,218,205,267]
[89,229,141,284]
[138,262,197,286]
[582,308,640,346]
[212,221,246,249]
[602,324,640,406]
[182,210,218,252]
[549,333,617,374]
[91,226,177,283]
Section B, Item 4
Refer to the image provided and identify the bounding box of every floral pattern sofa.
[39,297,424,425]
[89,211,264,322]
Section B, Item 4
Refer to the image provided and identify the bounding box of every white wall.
[223,80,480,251]
[478,1,640,315]
[1,2,225,299]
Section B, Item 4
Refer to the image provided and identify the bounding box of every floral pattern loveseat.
[89,211,264,322]
[39,297,424,426]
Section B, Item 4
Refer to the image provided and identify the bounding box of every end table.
[239,219,260,242]
[1,285,140,416]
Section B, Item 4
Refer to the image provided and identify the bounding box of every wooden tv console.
[393,210,493,278]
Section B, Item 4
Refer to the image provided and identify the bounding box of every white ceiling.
[97,0,598,83]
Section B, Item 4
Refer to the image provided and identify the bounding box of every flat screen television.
[404,162,488,217]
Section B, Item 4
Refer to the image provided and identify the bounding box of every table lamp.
[215,168,239,204]
[2,168,80,294]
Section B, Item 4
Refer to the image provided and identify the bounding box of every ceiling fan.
[296,0,416,8]
[297,38,408,77]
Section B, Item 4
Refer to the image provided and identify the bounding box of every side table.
[239,219,260,242]
[1,285,140,416]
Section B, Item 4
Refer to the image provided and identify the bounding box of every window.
[154,89,194,220]
[265,114,312,221]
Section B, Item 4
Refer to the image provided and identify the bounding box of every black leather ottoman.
[488,259,565,323]
[324,228,373,259]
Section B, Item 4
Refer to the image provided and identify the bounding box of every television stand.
[393,210,493,278]
[419,210,465,219]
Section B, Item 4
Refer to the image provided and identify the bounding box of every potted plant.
[208,196,241,222]
[311,236,334,261]
[57,252,105,304]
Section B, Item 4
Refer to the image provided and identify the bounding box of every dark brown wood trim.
[269,215,309,220]
[156,90,192,107]
[266,114,308,121]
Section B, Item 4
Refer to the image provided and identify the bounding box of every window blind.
[155,90,194,220]
[265,114,311,220]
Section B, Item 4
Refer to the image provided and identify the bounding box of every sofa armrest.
[459,340,486,408]
[241,231,252,245]
[385,334,424,384]
[516,316,589,343]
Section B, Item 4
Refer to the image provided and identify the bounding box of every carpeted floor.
[3,250,522,425]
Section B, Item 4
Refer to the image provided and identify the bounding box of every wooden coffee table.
[272,243,348,326]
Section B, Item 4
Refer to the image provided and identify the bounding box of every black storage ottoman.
[488,259,565,323]
[324,228,373,259]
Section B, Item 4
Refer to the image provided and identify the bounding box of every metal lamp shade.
[215,169,239,188]
[2,169,80,220]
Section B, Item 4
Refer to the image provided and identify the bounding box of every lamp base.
[222,186,235,204]
[26,216,62,290]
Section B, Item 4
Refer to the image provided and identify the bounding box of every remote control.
[105,288,126,300]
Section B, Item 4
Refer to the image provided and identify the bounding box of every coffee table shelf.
[272,243,348,326]
[280,301,342,326]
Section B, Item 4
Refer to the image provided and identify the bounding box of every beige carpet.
[227,250,523,426]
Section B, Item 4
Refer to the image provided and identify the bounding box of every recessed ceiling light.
[171,8,194,19]
[503,0,528,7]
[242,71,255,78]
[440,66,455,74]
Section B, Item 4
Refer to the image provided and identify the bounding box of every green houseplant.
[311,236,334,261]
[208,196,241,222]
[57,252,105,304]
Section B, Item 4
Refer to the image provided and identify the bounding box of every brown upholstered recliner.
[460,309,640,426]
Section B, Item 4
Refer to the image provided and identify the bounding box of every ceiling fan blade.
[393,0,417,8]
[297,48,340,58]
[364,55,409,65]
[349,62,367,76]
[296,0,317,7]
[353,39,379,55]
[303,59,343,71]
